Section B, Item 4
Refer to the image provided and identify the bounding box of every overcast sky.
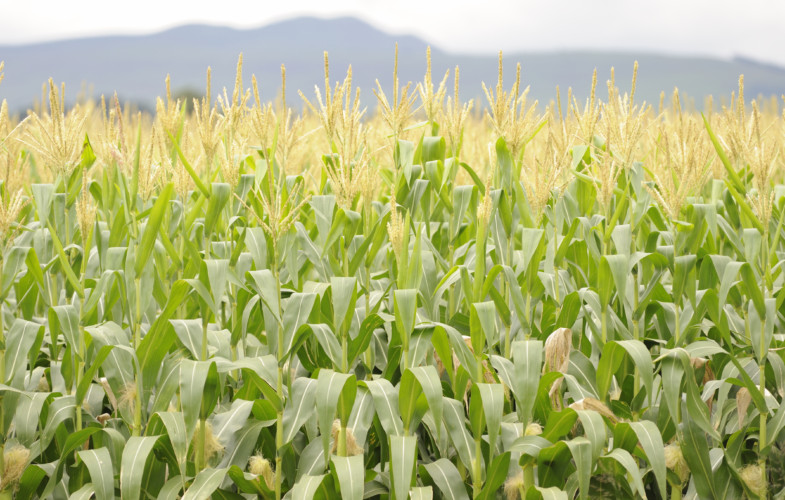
[2,0,785,65]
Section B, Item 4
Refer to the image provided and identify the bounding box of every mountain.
[1,16,784,112]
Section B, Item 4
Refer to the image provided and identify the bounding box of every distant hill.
[1,16,784,112]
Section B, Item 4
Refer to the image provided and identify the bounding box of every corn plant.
[0,52,783,500]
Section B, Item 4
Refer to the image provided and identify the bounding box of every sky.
[2,0,785,66]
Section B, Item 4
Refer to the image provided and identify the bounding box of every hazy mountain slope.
[1,16,783,111]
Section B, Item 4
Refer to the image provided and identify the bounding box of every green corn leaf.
[671,254,697,308]
[282,293,317,360]
[157,411,188,476]
[596,341,628,405]
[40,426,103,498]
[76,344,114,404]
[245,227,268,268]
[121,436,160,500]
[46,220,84,298]
[542,408,578,442]
[179,359,219,431]
[171,319,206,360]
[137,279,191,388]
[476,383,504,456]
[168,131,211,197]
[765,400,785,451]
[4,319,44,389]
[363,378,404,437]
[530,487,570,500]
[574,410,607,463]
[419,458,470,500]
[306,323,343,370]
[40,395,75,450]
[443,398,477,477]
[511,435,553,462]
[680,416,718,500]
[135,183,173,275]
[399,368,426,434]
[512,340,543,425]
[203,259,229,318]
[70,484,96,500]
[627,421,667,499]
[660,351,685,424]
[394,288,418,353]
[78,448,114,500]
[182,468,228,500]
[157,478,185,499]
[390,435,417,500]
[16,464,48,500]
[409,486,433,500]
[316,370,356,457]
[471,301,496,355]
[475,452,510,500]
[227,465,269,495]
[219,420,268,470]
[330,455,364,500]
[565,437,593,500]
[598,255,628,309]
[407,366,443,438]
[282,378,318,445]
[12,392,48,446]
[291,474,327,500]
[600,448,646,499]
[331,276,358,334]
[204,183,231,237]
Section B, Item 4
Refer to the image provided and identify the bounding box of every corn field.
[0,48,784,499]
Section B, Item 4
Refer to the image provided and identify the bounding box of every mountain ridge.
[1,16,783,111]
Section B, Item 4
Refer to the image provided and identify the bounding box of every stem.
[132,388,142,437]
[364,264,374,375]
[275,365,283,500]
[178,202,187,316]
[196,418,206,471]
[523,462,535,494]
[473,351,484,496]
[673,305,680,347]
[132,276,143,436]
[601,308,608,344]
[759,363,768,499]
[337,424,348,457]
[272,248,284,500]
[75,327,85,433]
[362,203,373,372]
[75,393,83,432]
[473,227,487,303]
[447,198,457,321]
[133,277,142,350]
[50,272,58,308]
[633,271,640,411]
[473,438,483,497]
[759,226,771,497]
[504,229,514,357]
[670,482,683,500]
[341,333,349,374]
